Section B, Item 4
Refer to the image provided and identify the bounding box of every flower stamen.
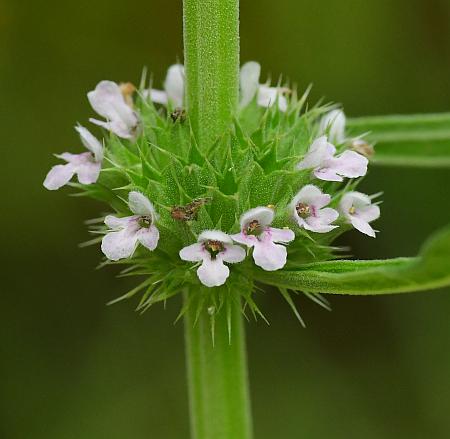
[138,215,152,228]
[204,240,224,259]
[296,202,311,218]
[246,220,262,236]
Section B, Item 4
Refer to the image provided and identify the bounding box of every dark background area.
[1,1,450,438]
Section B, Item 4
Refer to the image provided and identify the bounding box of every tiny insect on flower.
[231,207,295,271]
[339,191,381,238]
[297,135,368,182]
[171,198,211,221]
[179,230,246,287]
[170,107,187,123]
[101,191,160,261]
[43,125,103,190]
[290,185,339,233]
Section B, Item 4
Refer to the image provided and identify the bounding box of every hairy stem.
[184,294,253,439]
[183,0,240,149]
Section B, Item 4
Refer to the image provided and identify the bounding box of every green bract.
[63,74,450,322]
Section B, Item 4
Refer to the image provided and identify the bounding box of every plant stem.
[183,0,240,149]
[182,1,251,437]
[184,294,253,439]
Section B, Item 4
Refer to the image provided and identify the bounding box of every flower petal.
[89,118,135,140]
[304,208,339,233]
[359,204,380,222]
[351,216,376,238]
[268,227,295,243]
[75,125,103,162]
[76,160,101,185]
[332,150,368,179]
[104,215,133,230]
[318,207,339,224]
[149,89,168,105]
[339,192,356,219]
[222,244,246,263]
[101,228,138,260]
[43,163,76,190]
[297,136,333,171]
[164,64,185,107]
[320,109,346,144]
[239,206,274,229]
[198,230,232,244]
[313,168,343,182]
[197,257,230,287]
[179,243,205,262]
[87,80,139,138]
[230,232,257,247]
[240,61,261,107]
[136,225,159,251]
[128,191,156,216]
[291,184,330,208]
[257,85,287,111]
[253,239,288,271]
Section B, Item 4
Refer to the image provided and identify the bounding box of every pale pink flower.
[319,109,346,144]
[88,80,140,139]
[231,207,295,271]
[149,64,185,107]
[43,126,103,190]
[339,191,381,238]
[290,185,339,233]
[179,230,246,287]
[297,136,368,182]
[101,192,159,261]
[240,61,288,112]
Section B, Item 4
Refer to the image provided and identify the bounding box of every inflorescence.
[44,62,381,317]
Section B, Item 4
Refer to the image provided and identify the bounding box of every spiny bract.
[44,62,380,321]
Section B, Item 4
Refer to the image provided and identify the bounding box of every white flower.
[101,191,160,261]
[290,185,339,233]
[43,126,103,190]
[231,207,295,271]
[240,61,288,112]
[148,64,185,107]
[339,191,380,238]
[297,136,368,182]
[88,80,140,139]
[179,230,246,287]
[320,109,346,144]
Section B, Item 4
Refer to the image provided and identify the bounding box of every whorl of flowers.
[44,62,380,316]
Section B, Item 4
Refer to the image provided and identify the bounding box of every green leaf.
[347,113,450,167]
[253,224,450,295]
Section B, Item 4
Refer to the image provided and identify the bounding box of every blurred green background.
[1,0,450,438]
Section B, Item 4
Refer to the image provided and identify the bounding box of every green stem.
[184,294,253,439]
[183,0,240,149]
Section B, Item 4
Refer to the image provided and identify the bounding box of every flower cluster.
[44,62,381,308]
